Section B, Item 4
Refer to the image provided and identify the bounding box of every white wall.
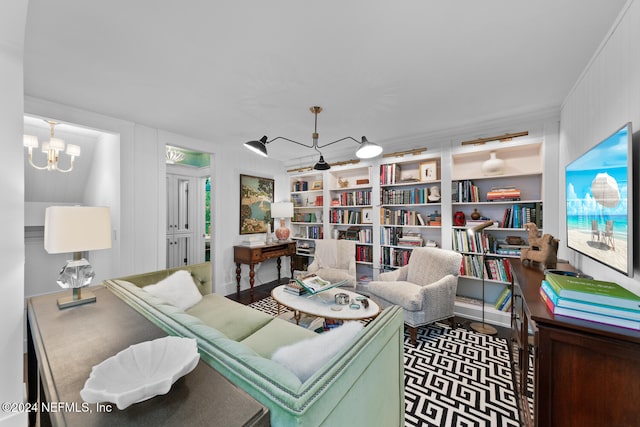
[560,0,640,293]
[0,1,28,426]
[83,132,121,284]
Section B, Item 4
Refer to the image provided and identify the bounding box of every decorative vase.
[275,219,290,241]
[471,208,481,220]
[481,151,505,176]
[454,211,466,226]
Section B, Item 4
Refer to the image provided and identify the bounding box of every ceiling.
[23,1,627,166]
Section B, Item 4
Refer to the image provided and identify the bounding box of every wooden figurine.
[520,222,559,268]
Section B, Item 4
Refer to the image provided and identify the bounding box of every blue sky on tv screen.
[566,125,629,218]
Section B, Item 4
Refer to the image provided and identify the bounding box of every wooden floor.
[225,278,285,305]
[225,279,512,340]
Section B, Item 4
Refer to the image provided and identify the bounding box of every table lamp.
[44,206,112,309]
[271,202,294,241]
[467,220,498,335]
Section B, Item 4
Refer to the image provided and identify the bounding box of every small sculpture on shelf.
[428,186,440,202]
[520,222,559,268]
[337,177,349,188]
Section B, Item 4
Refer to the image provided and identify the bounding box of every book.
[545,273,640,311]
[295,274,347,295]
[541,280,640,321]
[540,287,640,330]
[494,287,511,309]
[284,281,307,296]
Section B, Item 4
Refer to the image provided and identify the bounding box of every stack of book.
[283,281,307,296]
[540,273,640,330]
[397,233,424,247]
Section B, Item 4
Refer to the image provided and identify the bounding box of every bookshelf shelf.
[450,141,543,320]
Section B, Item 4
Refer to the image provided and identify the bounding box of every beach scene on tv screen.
[566,126,629,273]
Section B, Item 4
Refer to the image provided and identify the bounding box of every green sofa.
[104,263,405,427]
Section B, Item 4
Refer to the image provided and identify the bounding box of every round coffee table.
[271,285,380,325]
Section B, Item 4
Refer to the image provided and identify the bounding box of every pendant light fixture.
[243,106,383,169]
[23,120,81,173]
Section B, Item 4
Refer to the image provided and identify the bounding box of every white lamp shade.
[271,202,294,218]
[48,137,66,152]
[66,144,81,157]
[23,134,39,148]
[44,206,112,254]
[356,141,383,159]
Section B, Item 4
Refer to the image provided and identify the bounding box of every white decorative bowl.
[80,336,199,409]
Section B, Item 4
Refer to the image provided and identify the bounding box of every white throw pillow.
[143,270,203,311]
[271,321,363,382]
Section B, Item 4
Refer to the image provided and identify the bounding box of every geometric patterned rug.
[249,297,521,427]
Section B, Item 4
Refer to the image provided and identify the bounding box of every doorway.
[165,145,212,268]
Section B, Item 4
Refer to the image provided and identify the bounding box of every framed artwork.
[419,161,438,182]
[239,174,274,234]
[361,207,373,224]
[311,180,323,190]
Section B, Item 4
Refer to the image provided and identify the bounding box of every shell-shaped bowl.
[80,336,199,410]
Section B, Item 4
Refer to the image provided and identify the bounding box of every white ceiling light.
[24,120,80,173]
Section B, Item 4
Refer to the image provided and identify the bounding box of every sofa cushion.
[143,270,203,310]
[241,317,316,358]
[271,321,363,382]
[186,294,274,341]
[366,280,423,311]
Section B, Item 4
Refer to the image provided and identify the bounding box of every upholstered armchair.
[365,247,462,345]
[307,239,357,288]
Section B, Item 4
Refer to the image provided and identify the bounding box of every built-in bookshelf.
[379,155,442,271]
[450,141,543,326]
[326,166,374,280]
[285,137,544,327]
[289,172,324,265]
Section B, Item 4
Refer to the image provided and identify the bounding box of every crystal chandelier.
[23,120,81,173]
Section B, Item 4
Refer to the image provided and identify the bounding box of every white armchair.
[307,239,357,288]
[365,247,462,345]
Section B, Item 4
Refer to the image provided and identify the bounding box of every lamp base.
[470,322,498,335]
[275,227,290,241]
[57,288,96,309]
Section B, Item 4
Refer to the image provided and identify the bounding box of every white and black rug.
[249,297,520,427]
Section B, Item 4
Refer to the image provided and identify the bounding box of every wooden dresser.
[510,260,640,427]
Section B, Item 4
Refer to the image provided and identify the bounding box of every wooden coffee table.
[271,285,380,325]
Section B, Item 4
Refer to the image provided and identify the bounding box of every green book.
[494,286,511,309]
[545,273,640,311]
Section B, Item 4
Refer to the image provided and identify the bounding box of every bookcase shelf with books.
[326,165,375,281]
[379,154,442,270]
[450,140,543,327]
[289,171,324,261]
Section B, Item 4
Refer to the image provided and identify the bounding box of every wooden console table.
[234,242,296,295]
[27,286,270,427]
[510,259,640,427]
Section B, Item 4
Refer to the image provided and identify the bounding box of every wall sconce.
[24,120,81,173]
[244,106,383,170]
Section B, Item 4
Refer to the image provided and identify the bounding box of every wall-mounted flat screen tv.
[565,123,633,277]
